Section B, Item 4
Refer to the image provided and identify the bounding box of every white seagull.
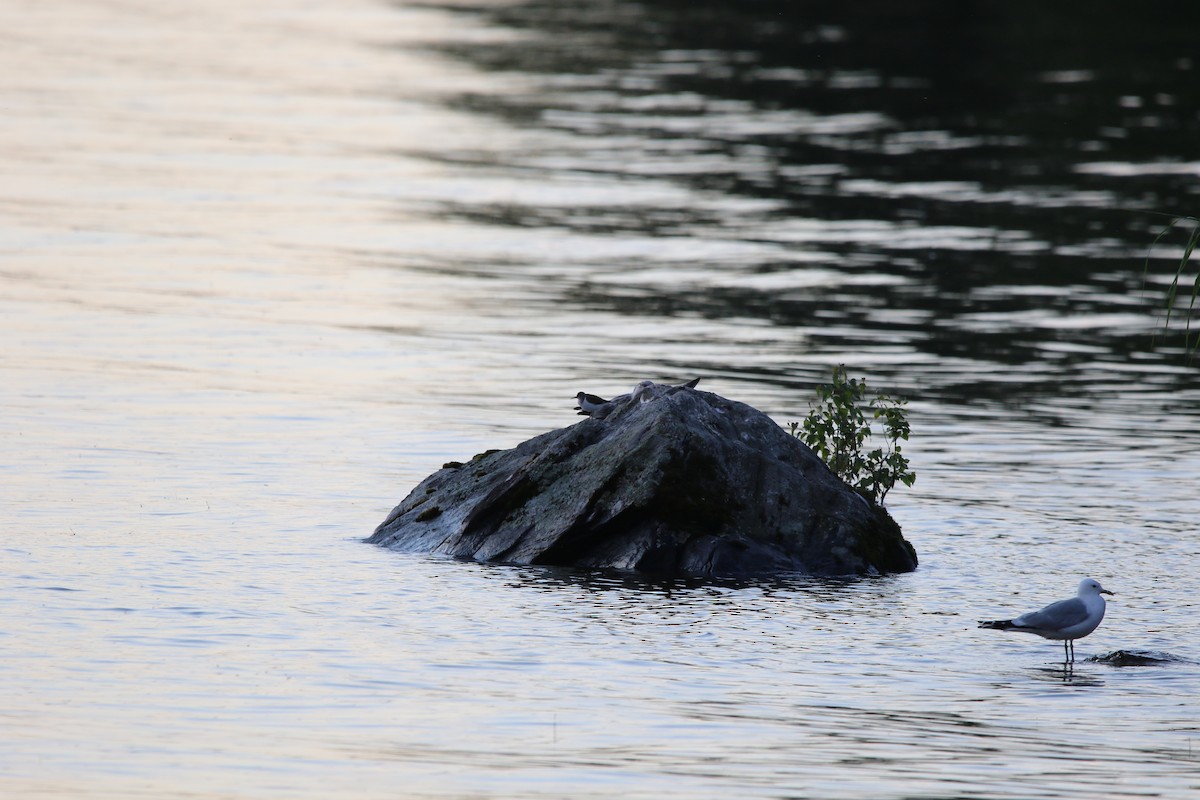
[979,575,1108,662]
[978,577,1113,662]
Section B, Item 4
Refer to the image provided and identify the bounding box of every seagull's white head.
[1079,578,1114,597]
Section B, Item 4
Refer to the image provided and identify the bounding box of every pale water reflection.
[2,1,1200,798]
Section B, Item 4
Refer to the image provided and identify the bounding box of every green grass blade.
[1181,222,1200,355]
[1144,215,1181,292]
[1146,215,1200,355]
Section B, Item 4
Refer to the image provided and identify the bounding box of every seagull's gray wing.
[1012,597,1089,632]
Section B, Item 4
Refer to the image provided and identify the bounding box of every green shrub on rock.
[789,365,915,506]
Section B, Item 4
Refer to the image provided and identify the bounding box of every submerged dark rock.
[1088,649,1189,667]
[369,383,917,578]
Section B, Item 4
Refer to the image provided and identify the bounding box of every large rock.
[368,384,917,577]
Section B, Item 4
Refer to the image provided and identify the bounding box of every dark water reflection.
[406,0,1200,410]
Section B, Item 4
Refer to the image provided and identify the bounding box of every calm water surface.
[3,1,1199,797]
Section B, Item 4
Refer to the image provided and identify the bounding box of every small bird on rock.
[574,378,701,418]
[574,392,609,417]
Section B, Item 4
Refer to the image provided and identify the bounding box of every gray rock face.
[368,384,917,577]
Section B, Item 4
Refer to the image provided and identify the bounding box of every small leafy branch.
[1144,214,1200,358]
[788,365,915,506]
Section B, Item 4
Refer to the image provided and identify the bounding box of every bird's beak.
[1101,589,1114,596]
